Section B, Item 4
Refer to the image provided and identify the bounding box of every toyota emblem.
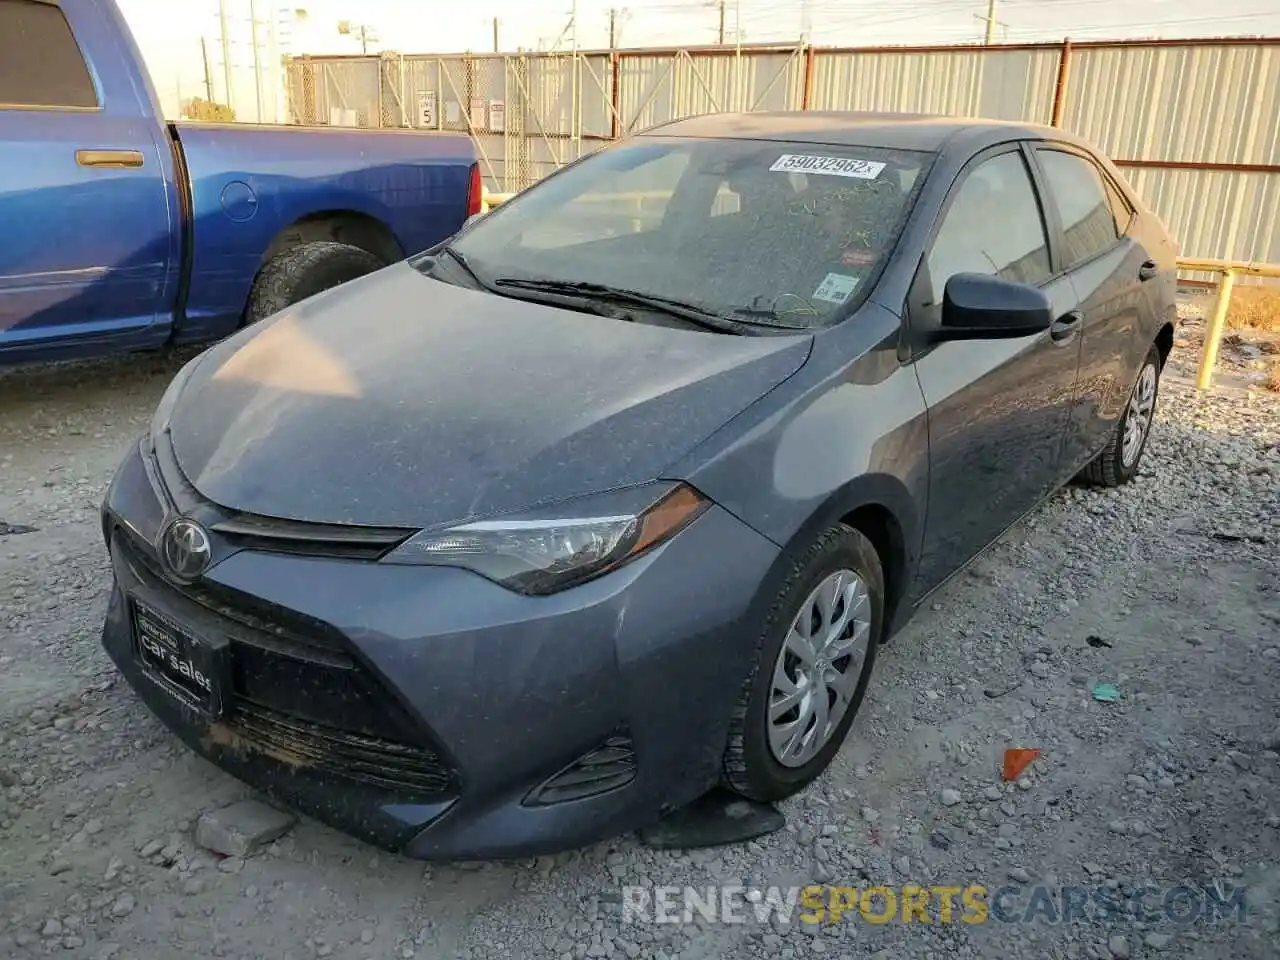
[160,517,212,581]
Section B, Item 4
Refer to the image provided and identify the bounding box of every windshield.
[431,137,933,327]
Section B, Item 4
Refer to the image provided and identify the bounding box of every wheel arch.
[259,210,405,270]
[1154,318,1175,369]
[759,474,922,643]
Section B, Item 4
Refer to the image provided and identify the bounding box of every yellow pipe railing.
[1178,258,1280,391]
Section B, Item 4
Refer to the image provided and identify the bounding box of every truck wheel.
[244,241,386,326]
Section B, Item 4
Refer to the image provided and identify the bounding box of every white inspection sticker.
[769,154,887,179]
[812,273,860,304]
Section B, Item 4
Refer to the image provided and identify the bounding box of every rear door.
[1029,144,1149,475]
[908,144,1084,594]
[0,0,175,357]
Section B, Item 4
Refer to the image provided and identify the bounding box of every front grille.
[151,431,413,561]
[115,528,349,663]
[216,700,457,795]
[210,513,413,561]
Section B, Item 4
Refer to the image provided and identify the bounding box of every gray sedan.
[99,111,1178,859]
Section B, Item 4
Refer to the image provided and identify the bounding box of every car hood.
[168,263,812,529]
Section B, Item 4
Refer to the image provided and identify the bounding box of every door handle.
[1138,259,1159,281]
[76,149,144,168]
[1049,311,1082,343]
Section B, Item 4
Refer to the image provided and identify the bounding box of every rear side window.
[926,150,1052,303]
[1036,149,1121,268]
[0,0,98,109]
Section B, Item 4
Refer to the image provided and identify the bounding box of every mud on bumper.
[101,551,459,853]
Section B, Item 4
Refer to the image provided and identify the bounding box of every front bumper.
[100,438,779,859]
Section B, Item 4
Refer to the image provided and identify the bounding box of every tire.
[244,241,387,326]
[1079,344,1162,488]
[722,523,884,803]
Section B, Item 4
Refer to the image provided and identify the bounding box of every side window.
[1036,149,1121,268]
[926,151,1052,304]
[0,0,98,108]
[1102,175,1134,234]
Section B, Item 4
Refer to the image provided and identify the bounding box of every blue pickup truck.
[0,0,480,366]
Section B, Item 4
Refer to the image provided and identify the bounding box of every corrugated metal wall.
[810,48,1060,122]
[284,39,1280,264]
[1062,45,1280,166]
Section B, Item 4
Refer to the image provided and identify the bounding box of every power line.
[1003,10,1278,36]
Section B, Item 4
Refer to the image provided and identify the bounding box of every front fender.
[668,305,931,625]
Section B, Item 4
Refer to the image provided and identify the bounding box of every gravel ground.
[1,316,1278,960]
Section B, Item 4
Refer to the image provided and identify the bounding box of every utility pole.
[200,36,214,101]
[217,0,234,109]
[975,0,1004,44]
[492,17,499,52]
[570,0,579,159]
[718,0,726,44]
[609,7,616,48]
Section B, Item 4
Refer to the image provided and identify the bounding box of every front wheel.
[722,524,884,803]
[1080,344,1162,487]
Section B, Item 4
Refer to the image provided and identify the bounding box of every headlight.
[149,354,203,441]
[380,483,711,595]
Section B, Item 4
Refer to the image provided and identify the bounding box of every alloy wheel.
[1122,361,1158,468]
[767,569,872,768]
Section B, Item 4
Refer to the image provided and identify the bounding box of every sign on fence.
[489,100,505,132]
[417,91,437,128]
[469,97,486,128]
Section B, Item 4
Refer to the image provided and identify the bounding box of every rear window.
[0,0,98,109]
[448,137,934,325]
[1036,149,1122,268]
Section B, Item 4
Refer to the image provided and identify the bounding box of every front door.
[0,0,174,357]
[908,145,1084,594]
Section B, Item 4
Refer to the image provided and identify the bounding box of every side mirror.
[935,273,1053,341]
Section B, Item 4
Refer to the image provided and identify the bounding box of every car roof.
[636,111,1073,155]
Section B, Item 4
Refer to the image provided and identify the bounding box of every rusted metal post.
[1050,38,1072,127]
[610,51,621,140]
[1196,267,1236,391]
[801,44,816,109]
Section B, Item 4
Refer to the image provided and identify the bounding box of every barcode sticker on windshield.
[770,155,887,179]
[812,273,860,304]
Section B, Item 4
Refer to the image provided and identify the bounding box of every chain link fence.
[284,52,598,193]
[283,40,1280,264]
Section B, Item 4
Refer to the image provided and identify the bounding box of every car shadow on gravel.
[0,348,202,426]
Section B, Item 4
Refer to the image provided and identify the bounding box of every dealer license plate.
[131,600,227,716]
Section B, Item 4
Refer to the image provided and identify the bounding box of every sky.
[116,0,1280,121]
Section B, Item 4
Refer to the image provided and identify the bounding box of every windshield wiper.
[492,278,756,336]
[729,307,821,331]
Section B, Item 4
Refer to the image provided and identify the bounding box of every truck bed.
[171,122,477,344]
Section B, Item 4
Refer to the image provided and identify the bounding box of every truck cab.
[0,0,479,366]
